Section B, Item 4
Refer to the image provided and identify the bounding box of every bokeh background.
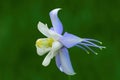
[0,0,120,80]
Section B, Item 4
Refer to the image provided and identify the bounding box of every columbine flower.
[35,8,105,75]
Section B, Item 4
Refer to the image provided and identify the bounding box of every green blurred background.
[0,0,120,80]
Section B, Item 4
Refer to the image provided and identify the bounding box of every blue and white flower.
[35,8,105,75]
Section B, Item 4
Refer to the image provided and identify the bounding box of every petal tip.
[37,21,44,30]
[67,71,76,75]
[50,8,62,15]
[65,71,76,75]
[42,59,50,67]
[70,72,76,75]
[38,21,43,26]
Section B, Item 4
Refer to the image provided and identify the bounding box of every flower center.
[36,38,54,48]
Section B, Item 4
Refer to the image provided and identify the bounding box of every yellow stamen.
[36,38,54,48]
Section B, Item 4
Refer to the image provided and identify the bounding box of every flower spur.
[35,8,105,75]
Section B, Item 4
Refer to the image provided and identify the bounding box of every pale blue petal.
[59,32,82,48]
[55,53,63,72]
[49,8,63,34]
[55,47,76,75]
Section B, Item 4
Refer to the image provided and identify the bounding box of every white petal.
[42,41,63,66]
[38,21,51,37]
[36,46,51,56]
[50,41,63,57]
[42,52,52,66]
[38,21,62,40]
[42,51,58,67]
